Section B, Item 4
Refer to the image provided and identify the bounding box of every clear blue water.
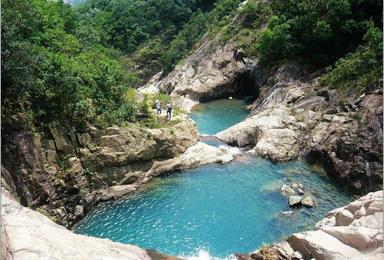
[74,99,352,258]
[190,99,249,135]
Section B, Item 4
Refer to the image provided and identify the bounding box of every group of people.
[155,99,172,120]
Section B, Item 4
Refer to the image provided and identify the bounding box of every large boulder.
[144,142,235,179]
[1,190,152,260]
[281,184,296,196]
[288,230,362,260]
[301,194,314,207]
[247,191,383,260]
[289,191,383,259]
[217,105,304,162]
[288,196,302,206]
[81,121,198,169]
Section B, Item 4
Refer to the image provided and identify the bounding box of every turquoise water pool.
[74,99,352,259]
[190,99,249,135]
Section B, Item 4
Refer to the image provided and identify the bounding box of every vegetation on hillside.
[76,0,244,80]
[2,0,246,130]
[2,0,143,129]
[2,0,382,132]
[233,0,382,92]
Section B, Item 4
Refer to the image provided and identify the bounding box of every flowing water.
[74,99,352,259]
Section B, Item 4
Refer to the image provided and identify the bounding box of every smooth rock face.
[249,191,383,260]
[288,230,362,260]
[158,41,249,102]
[1,190,151,260]
[289,191,383,259]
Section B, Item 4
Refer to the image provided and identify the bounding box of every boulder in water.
[281,184,296,196]
[289,196,302,206]
[301,195,314,207]
[297,188,305,195]
[291,183,300,190]
[280,211,295,217]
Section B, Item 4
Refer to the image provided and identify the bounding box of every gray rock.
[289,196,302,206]
[335,209,354,226]
[288,230,362,260]
[217,105,302,162]
[297,188,305,195]
[158,42,247,101]
[280,211,295,217]
[291,182,300,190]
[281,184,296,196]
[146,142,235,177]
[230,191,383,260]
[294,191,383,260]
[301,195,314,207]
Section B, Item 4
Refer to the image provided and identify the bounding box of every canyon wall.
[1,119,199,227]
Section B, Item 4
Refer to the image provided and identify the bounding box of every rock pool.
[74,99,352,259]
[190,99,249,135]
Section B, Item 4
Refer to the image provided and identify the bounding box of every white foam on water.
[181,249,237,260]
[218,144,242,156]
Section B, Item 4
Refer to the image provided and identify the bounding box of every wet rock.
[280,211,295,217]
[281,184,296,196]
[250,247,281,260]
[301,195,314,207]
[291,183,299,190]
[90,185,137,202]
[234,253,253,260]
[289,196,302,206]
[305,93,383,194]
[145,249,182,260]
[297,188,305,195]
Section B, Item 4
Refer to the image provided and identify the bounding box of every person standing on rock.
[166,103,172,120]
[155,99,161,115]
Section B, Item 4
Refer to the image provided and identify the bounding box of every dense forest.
[2,0,382,130]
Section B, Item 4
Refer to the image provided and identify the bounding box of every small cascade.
[257,83,284,109]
